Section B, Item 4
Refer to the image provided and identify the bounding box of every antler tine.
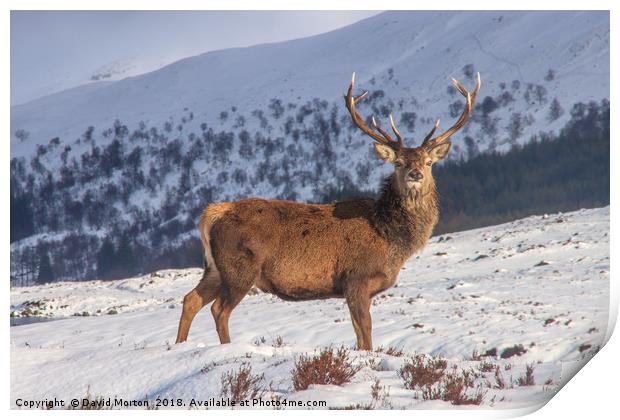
[452,72,481,105]
[421,119,440,146]
[355,91,369,104]
[389,114,404,148]
[423,73,481,148]
[371,116,396,145]
[344,72,401,149]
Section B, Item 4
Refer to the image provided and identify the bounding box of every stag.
[176,72,480,350]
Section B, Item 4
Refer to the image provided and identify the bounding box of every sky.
[10,11,381,106]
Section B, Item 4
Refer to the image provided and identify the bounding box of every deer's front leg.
[344,284,373,351]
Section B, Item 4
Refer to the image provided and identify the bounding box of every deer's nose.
[407,170,423,182]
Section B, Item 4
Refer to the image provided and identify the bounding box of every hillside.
[9,11,610,283]
[10,207,610,410]
[11,11,609,156]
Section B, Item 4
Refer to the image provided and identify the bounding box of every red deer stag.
[176,72,480,350]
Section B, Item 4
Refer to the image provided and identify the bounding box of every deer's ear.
[429,141,451,162]
[373,143,398,163]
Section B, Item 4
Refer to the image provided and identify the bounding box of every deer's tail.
[198,202,232,273]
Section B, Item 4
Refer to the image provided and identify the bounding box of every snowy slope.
[11,11,609,158]
[10,207,610,410]
[11,57,163,108]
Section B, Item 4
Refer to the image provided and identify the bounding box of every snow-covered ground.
[10,207,610,410]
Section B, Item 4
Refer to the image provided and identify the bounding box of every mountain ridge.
[11,11,609,157]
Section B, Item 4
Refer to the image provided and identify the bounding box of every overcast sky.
[10,11,381,105]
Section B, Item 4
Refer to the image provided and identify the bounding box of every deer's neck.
[373,174,439,257]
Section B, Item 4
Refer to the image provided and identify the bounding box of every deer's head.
[344,72,481,197]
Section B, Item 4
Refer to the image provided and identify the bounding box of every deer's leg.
[344,284,373,351]
[175,270,221,344]
[210,274,254,344]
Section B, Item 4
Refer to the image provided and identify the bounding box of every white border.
[4,2,616,419]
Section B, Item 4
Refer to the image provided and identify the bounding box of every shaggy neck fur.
[373,174,439,255]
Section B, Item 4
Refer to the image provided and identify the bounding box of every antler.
[422,72,481,149]
[344,72,403,150]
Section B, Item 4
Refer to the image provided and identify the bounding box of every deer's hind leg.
[175,269,221,343]
[210,260,258,344]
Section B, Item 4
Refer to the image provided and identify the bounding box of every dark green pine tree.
[10,192,35,243]
[115,233,134,277]
[96,239,116,279]
[37,252,54,284]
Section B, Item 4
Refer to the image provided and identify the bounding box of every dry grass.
[516,363,535,386]
[370,379,392,409]
[220,362,265,403]
[471,347,498,361]
[493,366,507,389]
[336,379,392,410]
[253,336,267,346]
[254,335,285,348]
[364,357,380,370]
[66,387,110,410]
[375,345,405,357]
[291,346,361,391]
[272,335,285,347]
[478,360,497,373]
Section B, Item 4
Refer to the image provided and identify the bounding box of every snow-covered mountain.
[11,11,609,157]
[10,57,163,107]
[9,11,610,283]
[10,207,610,410]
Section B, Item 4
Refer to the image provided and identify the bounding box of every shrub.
[398,354,448,389]
[421,369,486,405]
[220,363,265,402]
[548,98,564,121]
[500,344,527,359]
[291,346,361,391]
[578,343,592,353]
[399,356,486,405]
[440,370,486,405]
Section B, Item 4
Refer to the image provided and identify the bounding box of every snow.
[10,206,609,410]
[11,11,609,159]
